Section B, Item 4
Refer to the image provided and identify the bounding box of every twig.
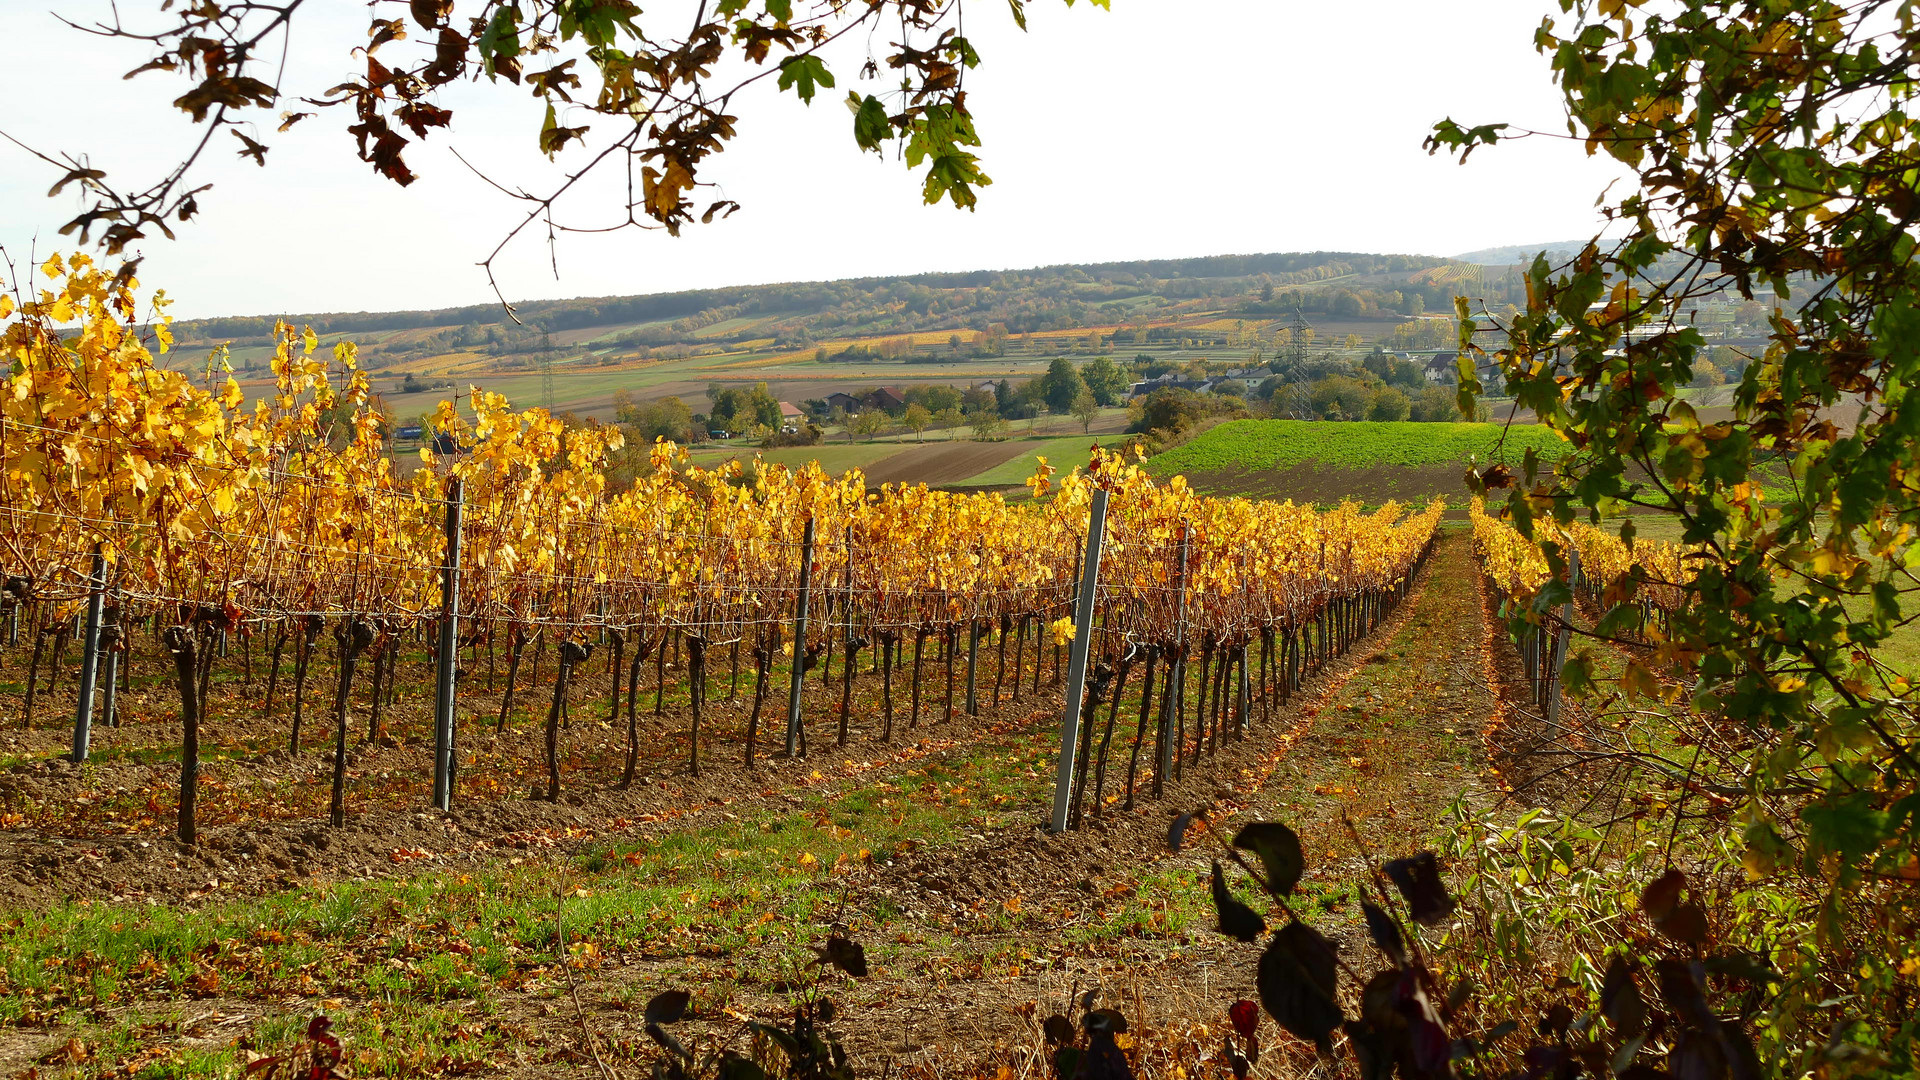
[556,882,620,1080]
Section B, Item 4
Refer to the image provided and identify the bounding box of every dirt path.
[823,524,1496,1069]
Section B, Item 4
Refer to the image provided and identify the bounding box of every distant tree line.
[606,340,1519,462]
[1121,345,1496,453]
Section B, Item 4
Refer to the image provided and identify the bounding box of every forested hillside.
[167,250,1487,367]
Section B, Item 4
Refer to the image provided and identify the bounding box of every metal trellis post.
[1050,488,1109,833]
[1158,522,1190,790]
[70,545,107,763]
[431,478,464,811]
[1546,546,1579,727]
[1242,640,1254,732]
[100,614,121,729]
[785,516,816,757]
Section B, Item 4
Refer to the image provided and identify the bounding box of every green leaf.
[904,104,990,209]
[1424,118,1508,161]
[948,35,981,69]
[476,2,521,66]
[1559,650,1596,696]
[849,93,892,152]
[1453,353,1482,415]
[776,54,834,104]
[1801,790,1889,866]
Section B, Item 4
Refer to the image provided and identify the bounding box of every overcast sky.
[1,0,1629,320]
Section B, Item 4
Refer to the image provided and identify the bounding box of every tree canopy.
[1433,0,1920,1061]
[16,0,1108,298]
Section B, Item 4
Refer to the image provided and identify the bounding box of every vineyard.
[9,260,1842,1080]
[1468,498,1695,722]
[7,0,1915,1069]
[1,258,1443,858]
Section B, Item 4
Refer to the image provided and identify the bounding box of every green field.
[957,435,1122,487]
[1148,419,1574,475]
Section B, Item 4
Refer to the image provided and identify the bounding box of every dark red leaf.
[1211,861,1267,942]
[1167,811,1194,853]
[1228,999,1259,1039]
[1256,920,1344,1053]
[645,989,691,1024]
[1641,869,1686,922]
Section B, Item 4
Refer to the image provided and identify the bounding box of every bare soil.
[0,635,1055,906]
[861,442,1035,487]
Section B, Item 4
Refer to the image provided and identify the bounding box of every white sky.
[0,0,1630,320]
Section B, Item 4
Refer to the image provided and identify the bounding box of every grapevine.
[2,258,1445,838]
[1469,498,1695,621]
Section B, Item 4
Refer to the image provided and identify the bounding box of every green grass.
[0,710,1075,1072]
[959,435,1122,487]
[1147,419,1575,475]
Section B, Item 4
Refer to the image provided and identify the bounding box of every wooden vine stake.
[329,619,375,826]
[167,626,200,846]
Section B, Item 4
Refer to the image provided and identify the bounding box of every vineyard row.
[1468,498,1694,720]
[2,259,1444,840]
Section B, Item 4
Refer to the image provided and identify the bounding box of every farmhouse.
[1127,373,1215,398]
[826,387,908,413]
[1419,352,1460,381]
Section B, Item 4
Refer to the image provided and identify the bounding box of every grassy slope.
[1148,419,1573,475]
[959,435,1122,488]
